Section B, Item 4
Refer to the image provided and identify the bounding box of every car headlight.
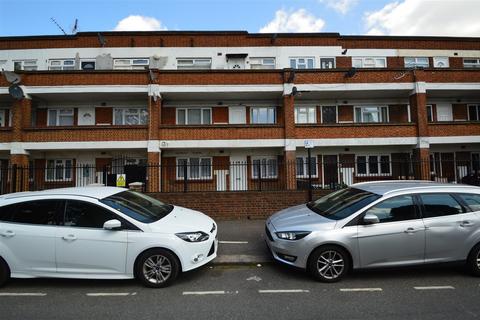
[175,231,210,242]
[275,231,311,241]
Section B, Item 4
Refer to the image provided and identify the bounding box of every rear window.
[0,200,63,225]
[307,188,381,220]
[457,193,480,212]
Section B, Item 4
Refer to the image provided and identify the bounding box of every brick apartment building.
[0,31,479,195]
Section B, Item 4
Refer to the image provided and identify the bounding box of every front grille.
[207,242,215,256]
[265,225,274,242]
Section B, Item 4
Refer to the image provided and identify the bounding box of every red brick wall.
[159,126,284,140]
[213,107,229,124]
[23,127,148,142]
[162,107,176,125]
[388,104,409,123]
[295,124,417,139]
[36,108,47,127]
[428,123,480,136]
[95,107,112,125]
[450,57,464,68]
[335,56,351,68]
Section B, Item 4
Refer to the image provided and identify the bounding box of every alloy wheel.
[143,255,172,284]
[316,250,345,280]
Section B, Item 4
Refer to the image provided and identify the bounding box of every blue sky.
[0,0,479,37]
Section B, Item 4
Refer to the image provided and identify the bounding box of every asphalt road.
[0,263,479,320]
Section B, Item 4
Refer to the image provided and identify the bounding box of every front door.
[323,155,338,188]
[357,195,425,268]
[55,200,127,275]
[230,155,247,191]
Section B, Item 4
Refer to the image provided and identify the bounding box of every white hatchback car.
[0,187,217,288]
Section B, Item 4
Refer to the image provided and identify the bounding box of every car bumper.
[181,231,218,272]
[265,222,309,269]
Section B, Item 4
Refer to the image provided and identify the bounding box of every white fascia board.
[295,83,415,92]
[425,83,480,91]
[429,136,480,144]
[25,85,148,94]
[157,85,283,93]
[21,141,148,150]
[292,137,418,147]
[160,139,285,149]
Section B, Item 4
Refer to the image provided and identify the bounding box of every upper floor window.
[0,109,9,127]
[250,57,275,69]
[177,58,212,70]
[176,157,212,180]
[404,57,429,68]
[433,57,449,68]
[81,60,96,70]
[113,108,148,125]
[321,106,337,124]
[289,57,314,69]
[113,58,149,70]
[176,108,211,125]
[320,57,335,69]
[427,104,434,122]
[355,106,388,123]
[356,155,391,176]
[251,107,276,124]
[13,60,37,71]
[352,57,386,68]
[46,159,73,181]
[295,106,316,124]
[48,59,75,70]
[464,58,480,68]
[468,104,480,121]
[48,108,74,126]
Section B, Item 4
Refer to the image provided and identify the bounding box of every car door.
[420,193,478,263]
[0,199,62,275]
[357,195,426,268]
[55,199,128,276]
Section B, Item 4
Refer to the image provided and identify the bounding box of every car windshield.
[101,190,174,223]
[307,187,381,220]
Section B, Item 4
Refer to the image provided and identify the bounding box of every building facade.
[0,31,479,193]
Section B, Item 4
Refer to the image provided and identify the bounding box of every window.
[356,155,391,175]
[176,158,212,180]
[295,106,316,124]
[64,200,117,229]
[464,58,480,68]
[296,157,317,178]
[354,106,388,123]
[252,157,278,179]
[427,105,434,122]
[0,200,63,225]
[404,57,429,68]
[177,58,212,70]
[420,194,465,218]
[0,110,5,127]
[46,159,73,181]
[458,193,480,212]
[113,58,149,70]
[176,108,211,125]
[113,108,148,125]
[289,57,314,69]
[251,107,276,124]
[352,57,386,68]
[321,106,337,124]
[81,60,96,70]
[472,153,480,172]
[468,104,480,121]
[364,195,418,223]
[13,60,37,71]
[48,59,75,70]
[250,57,275,69]
[48,108,74,126]
[320,57,335,69]
[433,57,449,68]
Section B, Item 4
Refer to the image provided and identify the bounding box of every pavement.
[215,219,273,265]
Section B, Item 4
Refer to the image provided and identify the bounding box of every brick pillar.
[12,98,32,141]
[147,151,160,193]
[10,153,29,192]
[148,96,161,140]
[284,149,297,190]
[409,89,429,137]
[413,148,431,181]
[283,94,295,139]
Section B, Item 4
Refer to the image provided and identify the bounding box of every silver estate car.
[265,181,480,282]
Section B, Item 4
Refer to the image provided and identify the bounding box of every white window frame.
[48,59,76,70]
[296,156,318,178]
[352,57,387,68]
[464,58,480,68]
[289,57,315,69]
[249,57,275,69]
[13,60,37,71]
[47,108,74,126]
[321,105,338,124]
[468,104,480,121]
[251,156,278,179]
[433,57,449,68]
[176,58,212,70]
[251,107,276,124]
[404,57,429,68]
[354,106,389,123]
[176,108,212,125]
[294,106,316,124]
[176,157,212,180]
[45,159,73,181]
[356,155,392,176]
[113,58,149,70]
[113,108,148,125]
[319,57,336,69]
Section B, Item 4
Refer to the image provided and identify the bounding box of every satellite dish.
[344,67,357,78]
[2,70,21,84]
[8,85,24,100]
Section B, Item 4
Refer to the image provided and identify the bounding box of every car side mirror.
[363,214,380,225]
[103,219,122,230]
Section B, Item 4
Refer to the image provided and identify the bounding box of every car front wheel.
[0,257,10,287]
[308,246,349,282]
[136,249,180,288]
[467,243,480,277]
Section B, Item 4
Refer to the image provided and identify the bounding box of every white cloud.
[365,0,480,36]
[259,9,326,33]
[113,15,167,31]
[319,0,358,14]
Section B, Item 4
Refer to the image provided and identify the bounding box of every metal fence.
[0,158,478,196]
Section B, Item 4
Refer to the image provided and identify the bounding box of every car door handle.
[459,221,474,228]
[404,228,420,234]
[0,230,15,238]
[62,234,77,241]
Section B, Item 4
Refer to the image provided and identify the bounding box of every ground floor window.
[176,157,212,180]
[296,157,318,178]
[252,157,278,179]
[46,159,73,181]
[356,155,391,175]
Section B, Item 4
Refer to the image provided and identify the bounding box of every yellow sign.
[116,174,126,187]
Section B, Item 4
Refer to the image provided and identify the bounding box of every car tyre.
[308,246,349,283]
[467,243,480,277]
[0,257,10,287]
[135,249,180,288]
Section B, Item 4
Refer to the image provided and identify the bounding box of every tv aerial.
[50,17,79,35]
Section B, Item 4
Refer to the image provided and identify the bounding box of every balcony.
[159,124,284,140]
[295,123,418,139]
[428,121,480,137]
[0,127,12,142]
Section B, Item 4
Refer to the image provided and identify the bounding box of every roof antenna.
[97,32,106,47]
[71,18,78,34]
[50,17,67,35]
